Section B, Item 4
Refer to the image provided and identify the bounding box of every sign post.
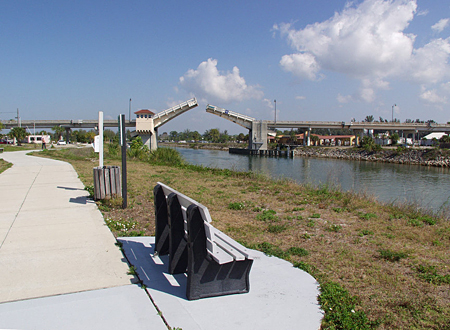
[118,114,127,209]
[98,111,104,167]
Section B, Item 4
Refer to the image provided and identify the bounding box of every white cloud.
[432,18,450,33]
[337,93,352,103]
[280,53,322,81]
[276,0,450,104]
[419,87,447,104]
[409,38,450,84]
[179,58,263,104]
[295,95,306,100]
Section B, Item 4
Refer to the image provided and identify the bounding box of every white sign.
[94,135,100,153]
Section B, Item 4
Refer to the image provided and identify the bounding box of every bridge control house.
[134,109,156,149]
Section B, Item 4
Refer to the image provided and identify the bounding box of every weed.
[416,265,450,285]
[296,215,304,220]
[287,247,309,257]
[256,209,279,222]
[359,212,378,220]
[302,232,311,239]
[228,202,245,210]
[84,185,94,198]
[292,207,305,212]
[310,213,321,218]
[333,207,345,213]
[307,220,316,228]
[126,230,146,237]
[252,207,263,212]
[267,224,287,233]
[105,217,138,234]
[293,261,315,274]
[319,281,371,330]
[378,249,408,262]
[407,218,424,227]
[328,224,342,232]
[359,230,374,237]
[127,266,137,276]
[253,242,289,259]
[418,215,436,226]
[432,240,443,246]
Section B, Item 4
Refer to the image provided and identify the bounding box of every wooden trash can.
[93,166,121,200]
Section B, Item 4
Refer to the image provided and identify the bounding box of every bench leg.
[167,193,188,274]
[186,205,253,300]
[154,184,170,255]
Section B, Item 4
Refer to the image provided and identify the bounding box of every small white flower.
[351,309,355,313]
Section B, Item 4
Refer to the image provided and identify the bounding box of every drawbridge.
[136,98,198,150]
[206,104,270,150]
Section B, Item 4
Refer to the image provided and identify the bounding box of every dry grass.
[36,148,450,329]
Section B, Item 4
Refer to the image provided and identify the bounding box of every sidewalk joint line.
[0,166,42,249]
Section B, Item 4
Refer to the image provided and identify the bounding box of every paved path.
[0,150,323,330]
[0,151,167,329]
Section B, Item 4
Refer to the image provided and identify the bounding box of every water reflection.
[174,147,450,212]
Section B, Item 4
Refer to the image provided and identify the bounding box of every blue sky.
[1,0,449,135]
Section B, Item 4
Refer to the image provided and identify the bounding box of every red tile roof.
[134,109,155,115]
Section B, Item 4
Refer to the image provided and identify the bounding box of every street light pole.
[274,99,277,123]
[392,104,396,122]
[129,98,132,122]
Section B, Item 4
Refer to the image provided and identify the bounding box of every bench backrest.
[155,182,254,264]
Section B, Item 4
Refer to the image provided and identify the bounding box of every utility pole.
[392,104,396,122]
[16,108,21,127]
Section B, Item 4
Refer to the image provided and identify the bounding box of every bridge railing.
[152,98,198,120]
[206,104,255,123]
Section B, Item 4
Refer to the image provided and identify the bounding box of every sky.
[1,0,450,135]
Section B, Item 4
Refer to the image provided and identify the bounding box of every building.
[421,132,448,146]
[27,135,51,144]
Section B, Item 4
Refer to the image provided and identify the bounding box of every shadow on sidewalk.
[118,237,188,300]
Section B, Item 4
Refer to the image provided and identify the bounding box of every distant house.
[421,132,448,146]
[295,134,356,146]
[27,134,51,144]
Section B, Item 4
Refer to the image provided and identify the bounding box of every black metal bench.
[153,182,255,300]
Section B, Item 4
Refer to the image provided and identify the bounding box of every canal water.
[174,147,450,214]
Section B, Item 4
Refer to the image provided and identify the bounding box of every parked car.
[57,140,66,145]
[0,139,13,144]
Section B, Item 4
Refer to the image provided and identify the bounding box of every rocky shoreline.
[293,147,450,167]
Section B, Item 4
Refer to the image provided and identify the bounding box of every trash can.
[93,166,121,200]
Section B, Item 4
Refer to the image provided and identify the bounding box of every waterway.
[174,147,450,214]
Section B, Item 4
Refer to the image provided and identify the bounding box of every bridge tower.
[135,98,198,150]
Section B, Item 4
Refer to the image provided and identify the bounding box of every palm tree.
[8,127,28,146]
[364,115,374,122]
[52,125,65,141]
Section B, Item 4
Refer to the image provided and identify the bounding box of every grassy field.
[36,147,450,329]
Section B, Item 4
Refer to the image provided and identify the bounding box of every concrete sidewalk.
[0,150,323,330]
[0,151,167,329]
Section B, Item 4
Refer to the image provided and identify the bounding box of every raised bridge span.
[206,104,450,150]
